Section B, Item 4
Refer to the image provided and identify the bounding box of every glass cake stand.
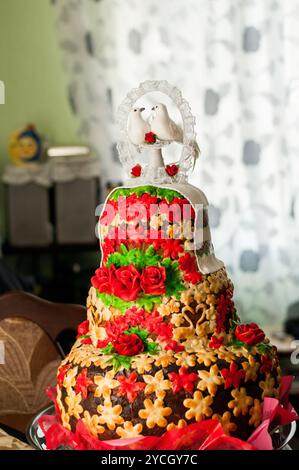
[26,405,296,451]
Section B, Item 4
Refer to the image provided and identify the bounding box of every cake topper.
[117,80,200,184]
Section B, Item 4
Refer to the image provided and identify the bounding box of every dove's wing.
[169,119,183,142]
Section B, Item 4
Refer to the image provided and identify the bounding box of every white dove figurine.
[127,107,150,146]
[150,103,183,143]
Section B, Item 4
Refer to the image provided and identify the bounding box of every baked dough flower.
[94,371,119,399]
[197,364,223,396]
[183,391,213,421]
[116,421,143,438]
[97,400,124,430]
[228,387,253,417]
[143,370,171,398]
[139,398,172,428]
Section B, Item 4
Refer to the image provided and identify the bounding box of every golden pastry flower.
[212,411,237,435]
[196,350,217,367]
[131,356,154,374]
[242,355,260,382]
[143,370,171,398]
[154,352,176,368]
[217,347,236,362]
[197,364,223,396]
[116,421,143,438]
[167,419,187,431]
[249,399,262,428]
[63,366,78,390]
[139,398,172,428]
[259,374,276,399]
[175,352,197,367]
[97,400,124,430]
[83,410,105,437]
[183,391,213,421]
[65,389,83,419]
[228,387,253,417]
[94,370,119,399]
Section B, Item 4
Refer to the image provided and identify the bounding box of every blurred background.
[0,0,299,325]
[0,0,299,448]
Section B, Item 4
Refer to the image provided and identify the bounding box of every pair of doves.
[128,103,183,146]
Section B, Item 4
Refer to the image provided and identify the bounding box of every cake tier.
[56,340,280,442]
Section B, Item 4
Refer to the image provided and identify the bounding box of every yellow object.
[8,124,43,166]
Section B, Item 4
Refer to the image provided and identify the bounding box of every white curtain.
[53,0,299,327]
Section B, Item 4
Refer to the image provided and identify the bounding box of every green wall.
[0,0,82,237]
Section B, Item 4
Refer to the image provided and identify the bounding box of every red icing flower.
[100,202,117,226]
[111,265,141,301]
[116,371,145,403]
[91,265,116,294]
[125,307,146,328]
[165,340,184,353]
[235,323,265,346]
[77,320,90,338]
[140,266,166,295]
[168,366,198,393]
[142,310,164,333]
[166,164,179,177]
[184,271,202,284]
[220,362,245,389]
[80,337,92,345]
[145,132,156,144]
[75,368,94,399]
[113,333,144,356]
[131,164,142,177]
[57,364,71,389]
[156,322,173,342]
[216,289,234,334]
[178,253,198,273]
[105,316,129,342]
[97,339,109,349]
[153,239,184,259]
[260,355,273,374]
[102,239,118,261]
[209,335,224,349]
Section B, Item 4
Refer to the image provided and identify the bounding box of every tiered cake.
[54,82,281,443]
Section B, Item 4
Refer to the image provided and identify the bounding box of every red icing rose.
[235,323,265,346]
[145,132,156,144]
[111,265,141,301]
[77,320,90,338]
[166,164,179,176]
[113,333,144,356]
[140,266,166,295]
[131,164,142,177]
[91,265,116,294]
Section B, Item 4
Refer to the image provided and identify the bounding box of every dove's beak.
[140,107,145,112]
[151,106,155,111]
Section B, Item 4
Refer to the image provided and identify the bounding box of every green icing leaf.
[162,258,184,298]
[106,244,162,269]
[108,354,132,371]
[109,185,185,203]
[125,326,149,342]
[228,339,246,349]
[257,343,273,355]
[136,295,162,311]
[145,341,159,355]
[100,343,114,354]
[96,291,134,313]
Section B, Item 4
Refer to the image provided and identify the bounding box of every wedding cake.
[54,81,281,443]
